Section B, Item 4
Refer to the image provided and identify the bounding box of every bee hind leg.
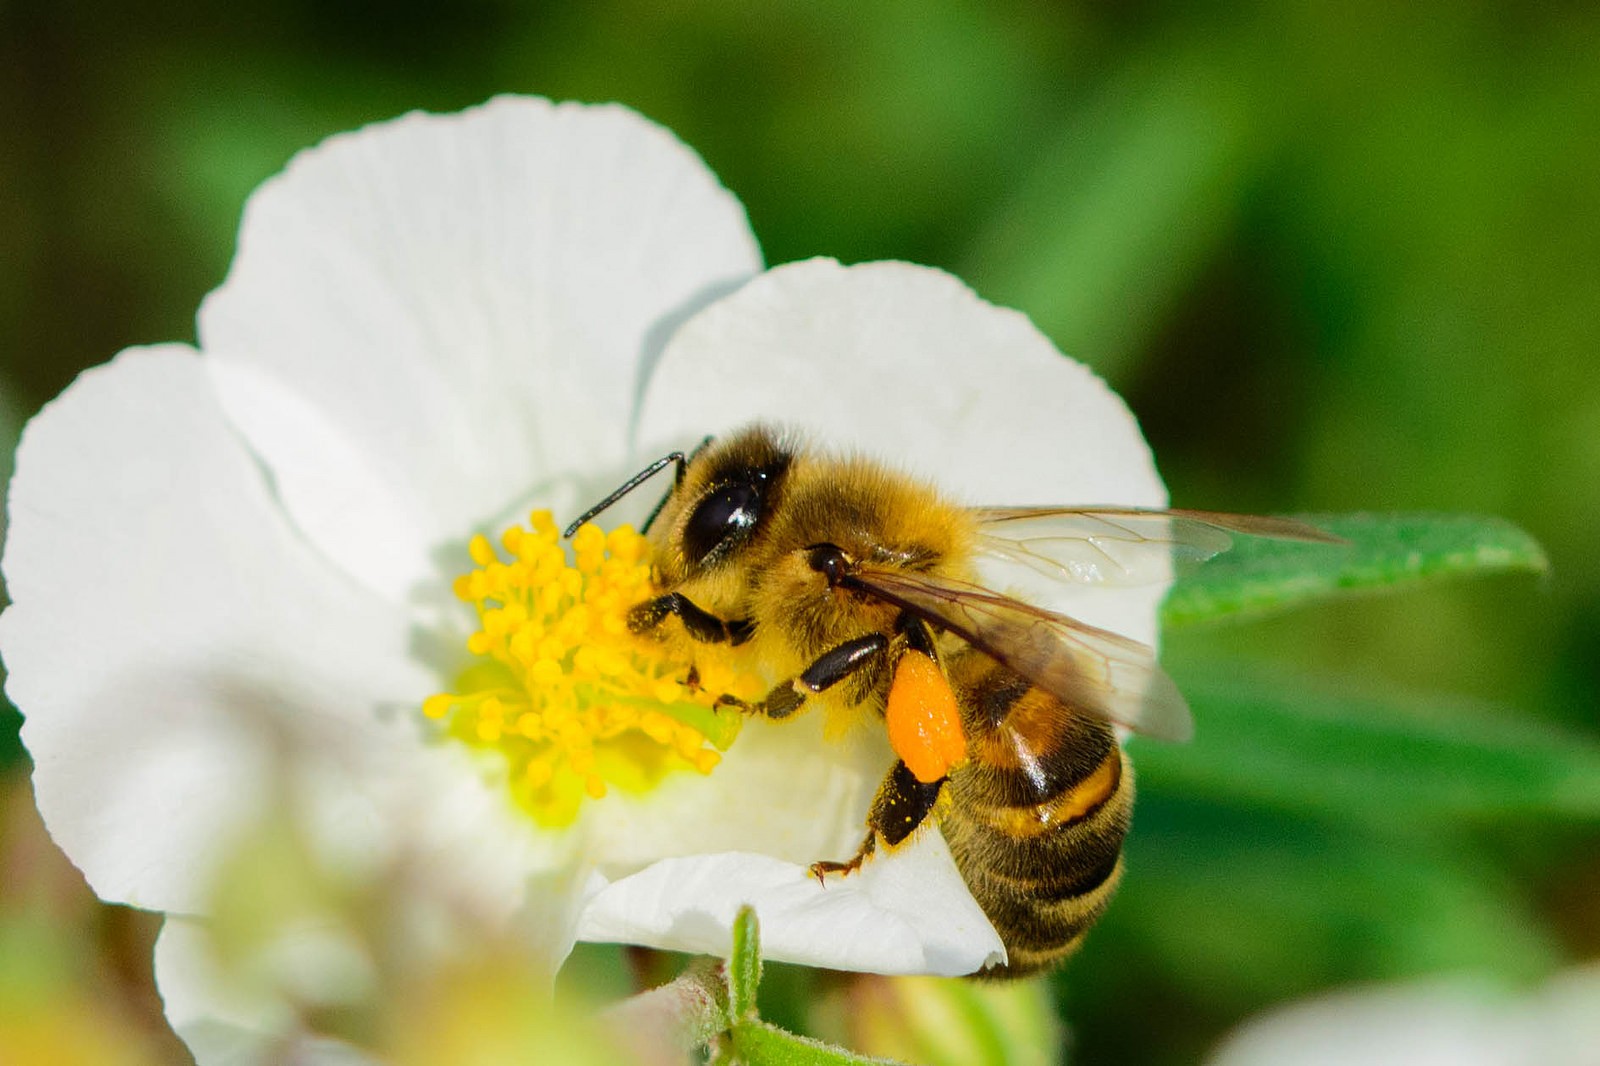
[810,833,875,883]
[810,760,945,882]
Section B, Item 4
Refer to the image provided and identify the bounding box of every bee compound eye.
[682,481,762,566]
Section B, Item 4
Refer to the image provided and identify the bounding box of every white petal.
[291,737,594,954]
[578,826,1005,976]
[151,778,590,1060]
[155,918,379,1066]
[0,347,424,913]
[575,695,1008,979]
[154,837,592,1062]
[201,96,762,601]
[581,713,889,876]
[1206,971,1600,1066]
[634,258,1168,643]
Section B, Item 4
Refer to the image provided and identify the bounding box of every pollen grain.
[424,511,757,826]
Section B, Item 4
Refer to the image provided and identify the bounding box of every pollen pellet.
[886,651,968,784]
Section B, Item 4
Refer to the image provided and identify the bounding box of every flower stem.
[597,957,729,1063]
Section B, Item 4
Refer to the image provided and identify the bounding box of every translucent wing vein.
[844,566,1194,742]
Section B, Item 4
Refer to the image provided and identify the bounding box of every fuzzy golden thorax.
[645,426,978,680]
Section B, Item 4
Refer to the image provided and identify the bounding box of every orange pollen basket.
[884,651,967,784]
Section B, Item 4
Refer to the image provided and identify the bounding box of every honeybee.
[565,425,1335,977]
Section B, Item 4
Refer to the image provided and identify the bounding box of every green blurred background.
[2,2,1597,1063]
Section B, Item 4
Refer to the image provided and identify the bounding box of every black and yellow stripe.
[939,648,1134,978]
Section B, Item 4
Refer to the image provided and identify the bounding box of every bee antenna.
[563,451,687,538]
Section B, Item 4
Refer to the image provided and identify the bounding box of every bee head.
[660,426,793,576]
[564,425,793,583]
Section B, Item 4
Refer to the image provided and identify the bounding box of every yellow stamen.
[424,510,763,827]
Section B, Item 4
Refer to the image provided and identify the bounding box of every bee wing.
[971,507,1342,588]
[845,565,1194,742]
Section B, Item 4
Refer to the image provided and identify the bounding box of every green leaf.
[1131,666,1600,825]
[733,1019,907,1066]
[1161,512,1548,629]
[729,904,763,1021]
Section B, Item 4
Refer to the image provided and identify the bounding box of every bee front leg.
[715,632,890,720]
[628,592,753,645]
[812,760,944,883]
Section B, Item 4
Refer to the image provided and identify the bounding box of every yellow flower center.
[423,510,763,827]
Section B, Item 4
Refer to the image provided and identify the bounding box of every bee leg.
[627,592,754,645]
[811,760,944,882]
[869,759,946,848]
[715,633,889,720]
[809,833,875,882]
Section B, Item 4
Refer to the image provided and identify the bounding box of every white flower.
[1205,968,1600,1066]
[1,97,1165,1061]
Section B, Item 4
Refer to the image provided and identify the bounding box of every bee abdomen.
[943,748,1132,978]
[958,856,1126,978]
[940,648,1135,978]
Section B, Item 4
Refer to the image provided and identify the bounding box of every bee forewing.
[972,507,1340,589]
[846,567,1195,742]
[1052,619,1194,742]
